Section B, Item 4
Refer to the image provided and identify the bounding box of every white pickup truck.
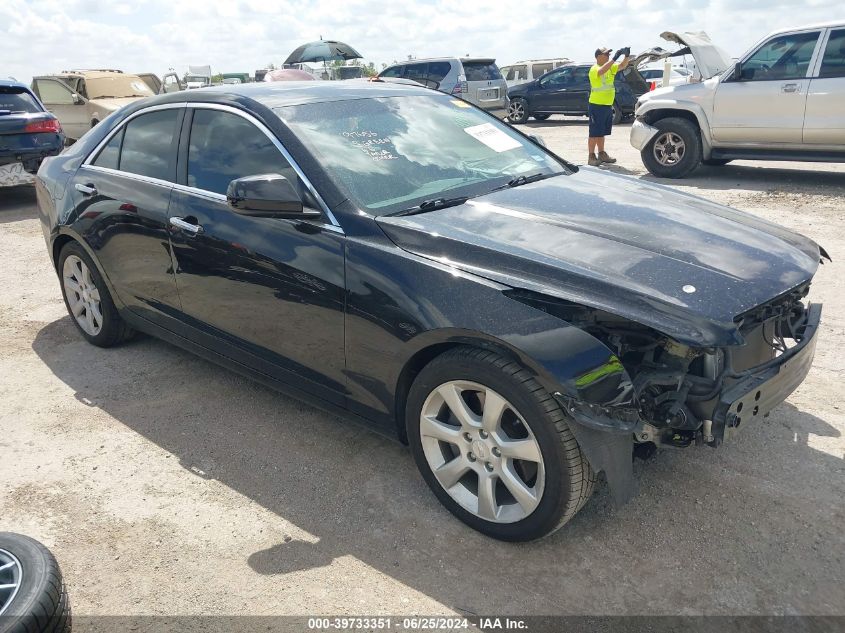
[632,23,845,177]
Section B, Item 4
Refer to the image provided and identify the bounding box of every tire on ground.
[405,346,596,541]
[507,98,529,124]
[57,240,134,347]
[0,532,71,633]
[640,116,702,178]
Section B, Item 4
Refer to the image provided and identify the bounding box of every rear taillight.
[25,119,62,134]
[451,81,468,94]
[649,81,657,91]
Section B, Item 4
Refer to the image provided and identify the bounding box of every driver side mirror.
[72,93,85,105]
[732,62,744,81]
[227,174,321,219]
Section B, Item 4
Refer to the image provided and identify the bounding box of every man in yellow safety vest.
[587,46,631,166]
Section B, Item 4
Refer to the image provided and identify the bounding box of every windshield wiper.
[387,196,470,217]
[492,172,558,191]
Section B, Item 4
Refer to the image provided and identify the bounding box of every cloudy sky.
[1,0,840,83]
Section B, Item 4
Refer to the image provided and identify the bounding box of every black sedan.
[506,63,648,124]
[36,82,825,541]
[1,79,64,187]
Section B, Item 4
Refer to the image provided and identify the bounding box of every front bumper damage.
[553,301,821,507]
[711,303,821,445]
[629,118,659,151]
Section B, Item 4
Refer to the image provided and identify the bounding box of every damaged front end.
[510,285,821,504]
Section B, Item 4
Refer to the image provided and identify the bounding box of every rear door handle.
[782,83,800,93]
[169,216,203,234]
[75,183,97,196]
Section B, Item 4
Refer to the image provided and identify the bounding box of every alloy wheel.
[419,380,545,523]
[63,254,103,336]
[0,548,22,616]
[653,131,686,166]
[507,100,525,121]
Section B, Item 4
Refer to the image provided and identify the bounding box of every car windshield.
[85,75,154,99]
[0,88,41,113]
[276,95,568,215]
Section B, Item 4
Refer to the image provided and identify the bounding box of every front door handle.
[75,183,97,196]
[169,216,203,234]
[782,83,800,93]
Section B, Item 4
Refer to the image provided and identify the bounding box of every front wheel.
[507,98,529,124]
[406,347,595,541]
[640,117,702,178]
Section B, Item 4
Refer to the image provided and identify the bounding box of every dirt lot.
[1,119,843,617]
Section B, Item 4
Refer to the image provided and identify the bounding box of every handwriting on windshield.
[343,131,398,161]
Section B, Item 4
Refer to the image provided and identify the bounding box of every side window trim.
[179,103,341,232]
[810,28,832,77]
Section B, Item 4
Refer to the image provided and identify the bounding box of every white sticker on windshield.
[463,123,522,153]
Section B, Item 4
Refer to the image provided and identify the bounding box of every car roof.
[0,78,30,90]
[142,80,438,110]
[38,70,131,79]
[386,57,496,65]
[768,21,845,35]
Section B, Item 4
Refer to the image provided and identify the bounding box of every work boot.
[587,154,601,167]
[598,151,617,164]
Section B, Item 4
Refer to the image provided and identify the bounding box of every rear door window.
[187,109,296,196]
[92,128,124,170]
[403,63,429,83]
[119,109,180,181]
[532,63,553,77]
[819,29,845,78]
[0,88,42,113]
[463,62,502,81]
[427,61,452,83]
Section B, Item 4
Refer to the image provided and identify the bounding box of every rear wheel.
[58,241,134,347]
[507,98,529,124]
[640,117,702,178]
[406,347,595,541]
[533,113,551,121]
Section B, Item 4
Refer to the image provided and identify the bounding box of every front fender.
[634,99,714,157]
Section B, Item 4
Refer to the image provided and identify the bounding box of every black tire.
[57,241,134,347]
[532,113,551,121]
[640,116,702,178]
[611,102,623,125]
[406,347,595,542]
[702,158,731,166]
[507,97,529,124]
[0,533,71,633]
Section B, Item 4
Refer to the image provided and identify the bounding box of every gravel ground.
[1,118,843,617]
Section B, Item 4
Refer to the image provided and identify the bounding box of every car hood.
[91,97,147,111]
[375,170,822,347]
[658,31,732,79]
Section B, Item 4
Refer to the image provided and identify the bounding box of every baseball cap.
[595,47,612,57]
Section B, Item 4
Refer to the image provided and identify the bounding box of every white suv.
[500,58,571,86]
[632,25,845,177]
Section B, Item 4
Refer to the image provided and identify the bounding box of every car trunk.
[462,59,507,111]
[0,88,59,169]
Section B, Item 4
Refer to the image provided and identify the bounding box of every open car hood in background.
[659,31,733,79]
